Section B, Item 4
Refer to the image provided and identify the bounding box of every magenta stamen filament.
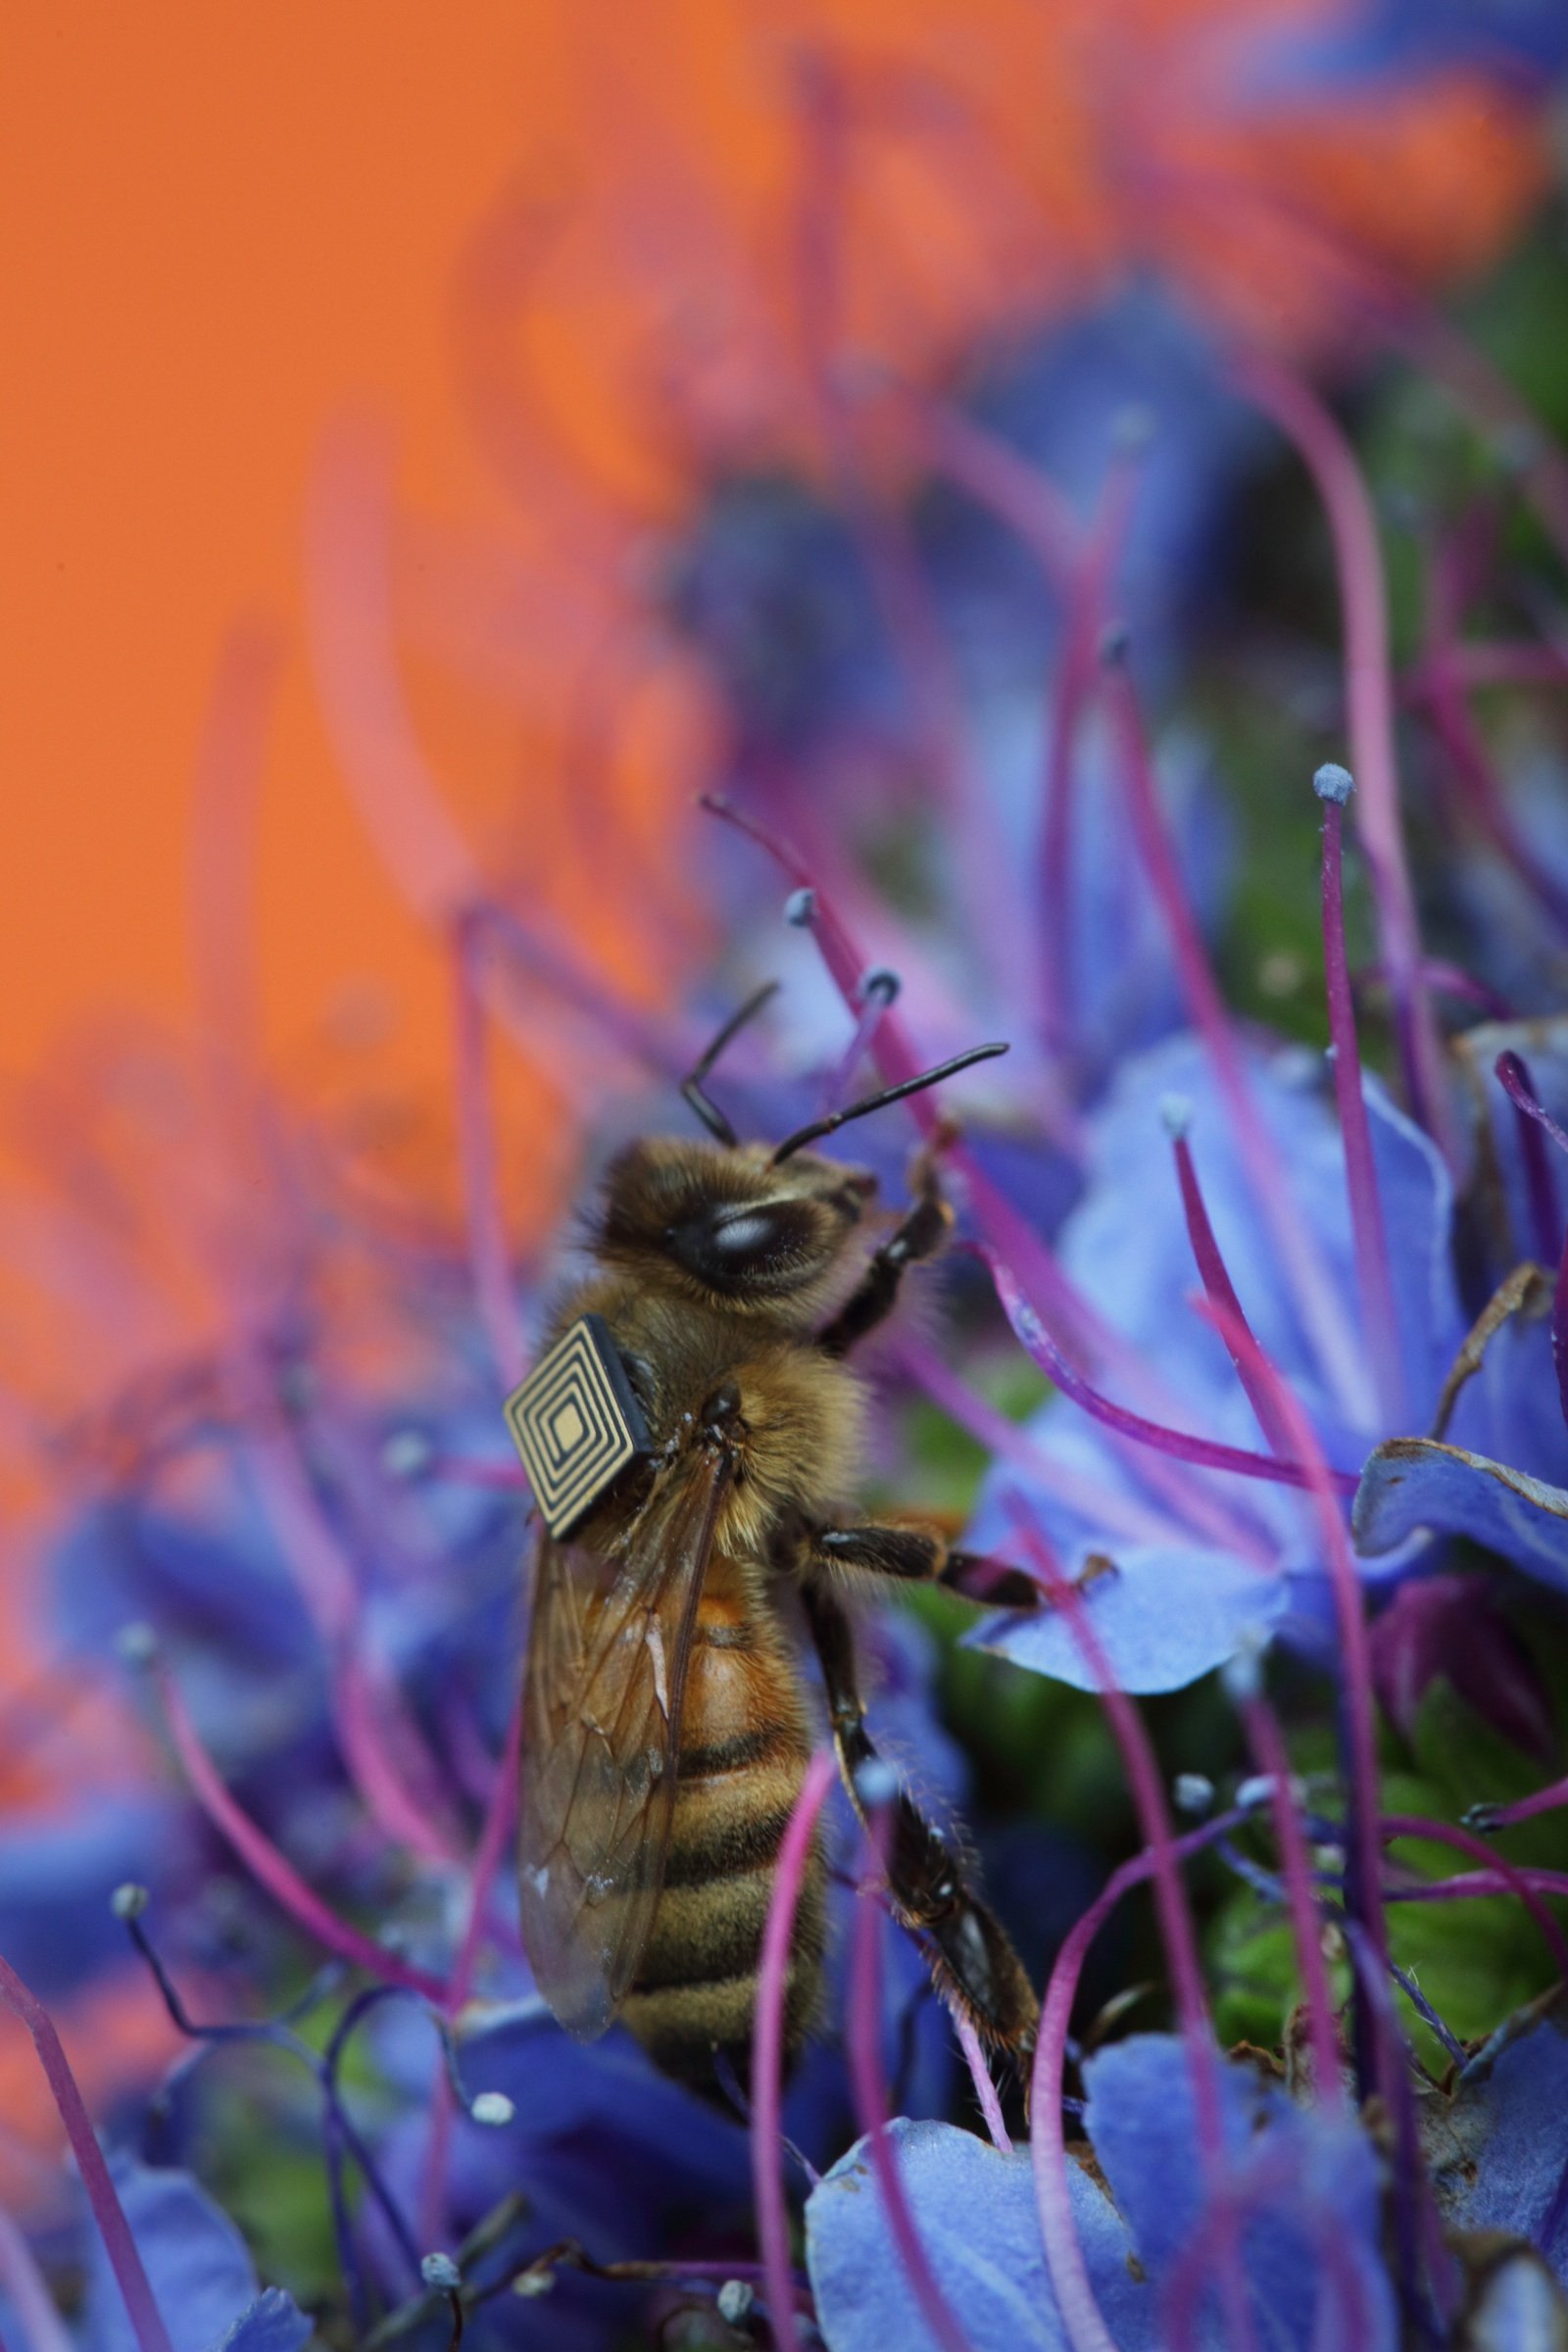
[751,1747,836,2352]
[1029,1800,1256,2352]
[916,401,1132,1056]
[418,1677,528,2245]
[1494,1050,1567,1263]
[704,792,1303,1563]
[0,2201,74,2352]
[234,1394,460,1869]
[1161,2159,1372,2352]
[890,1333,1181,1550]
[1168,1121,1294,1460]
[847,1834,973,2352]
[0,1951,175,2352]
[956,2011,1011,2156]
[155,1662,447,2005]
[1471,1772,1568,1833]
[1241,1695,1344,2111]
[1494,1053,1568,1430]
[1315,773,1406,1430]
[1103,657,1375,1430]
[982,1248,1358,1501]
[1420,651,1568,942]
[1229,352,1453,1163]
[1354,956,1514,1021]
[1004,1515,1255,2351]
[1379,1815,1568,1980]
[452,914,528,1395]
[1192,1303,1389,2020]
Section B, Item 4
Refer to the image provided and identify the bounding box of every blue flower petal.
[806,2120,1152,2352]
[1353,1439,1568,1587]
[83,2163,285,2352]
[204,2290,313,2352]
[1084,2034,1396,2349]
[1430,2014,1568,2271]
[1083,2035,1278,2277]
[971,1544,1286,1694]
[1463,2250,1568,2348]
[453,2001,748,2209]
[1446,1280,1568,1495]
[0,1799,183,2000]
[1061,1033,1461,1435]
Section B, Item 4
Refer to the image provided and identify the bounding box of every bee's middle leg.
[799,1582,1038,2059]
[807,1518,1041,1612]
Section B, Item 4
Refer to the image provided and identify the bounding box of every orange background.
[5,2,1546,1150]
[2,8,544,1104]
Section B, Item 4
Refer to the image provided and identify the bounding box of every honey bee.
[511,985,1040,2090]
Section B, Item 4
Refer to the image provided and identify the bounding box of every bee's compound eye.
[708,1209,779,1257]
[666,1198,821,1293]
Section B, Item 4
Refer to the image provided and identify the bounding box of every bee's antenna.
[680,981,781,1146]
[770,1041,1008,1162]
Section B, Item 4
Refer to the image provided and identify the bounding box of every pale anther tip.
[1111,403,1156,454]
[116,1621,158,1668]
[718,2280,757,2324]
[858,964,902,1006]
[421,2251,462,2290]
[1173,1773,1214,1818]
[853,1755,900,1808]
[470,2090,514,2126]
[112,1883,150,1921]
[381,1429,432,1479]
[1158,1093,1193,1139]
[784,886,816,928]
[1221,1629,1267,1705]
[1312,761,1353,807]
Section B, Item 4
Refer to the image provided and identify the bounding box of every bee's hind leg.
[799,1581,1038,2063]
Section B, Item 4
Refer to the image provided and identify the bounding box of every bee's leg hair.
[799,1581,1038,2059]
[807,1520,1041,1611]
[815,1146,952,1358]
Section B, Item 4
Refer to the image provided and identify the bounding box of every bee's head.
[596,1139,877,1316]
[591,982,1005,1314]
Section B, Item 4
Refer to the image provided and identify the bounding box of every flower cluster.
[4,7,1568,2350]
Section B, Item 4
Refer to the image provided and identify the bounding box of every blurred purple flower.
[1370,1573,1557,1760]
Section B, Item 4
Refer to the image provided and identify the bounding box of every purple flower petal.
[1369,1574,1557,1761]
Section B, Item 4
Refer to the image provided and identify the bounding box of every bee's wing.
[517,1446,730,2040]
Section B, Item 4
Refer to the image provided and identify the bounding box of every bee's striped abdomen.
[622,1560,825,2085]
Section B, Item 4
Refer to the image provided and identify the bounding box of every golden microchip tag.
[503,1313,653,1538]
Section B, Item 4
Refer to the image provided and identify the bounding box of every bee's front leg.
[816,1125,956,1360]
[800,1581,1038,2062]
